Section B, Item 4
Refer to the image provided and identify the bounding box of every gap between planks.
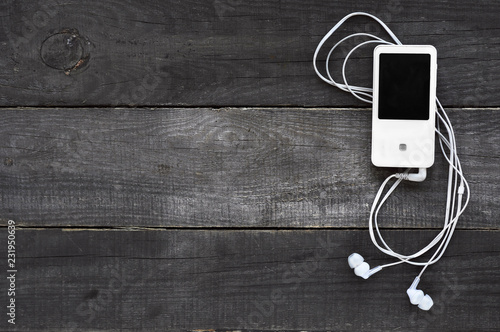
[1,106,500,111]
[9,226,500,231]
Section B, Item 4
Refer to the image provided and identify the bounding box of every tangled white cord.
[313,12,470,280]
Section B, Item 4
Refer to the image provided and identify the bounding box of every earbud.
[348,253,363,268]
[417,294,434,311]
[348,256,434,310]
[407,277,433,310]
[347,253,382,279]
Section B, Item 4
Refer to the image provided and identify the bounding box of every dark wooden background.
[0,0,499,331]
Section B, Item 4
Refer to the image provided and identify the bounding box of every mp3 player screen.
[378,53,431,120]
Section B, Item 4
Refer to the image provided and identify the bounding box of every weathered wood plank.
[0,0,499,107]
[0,107,497,229]
[1,228,498,331]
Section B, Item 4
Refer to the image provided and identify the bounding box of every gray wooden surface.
[0,0,499,331]
[0,107,498,229]
[4,229,500,331]
[0,0,499,107]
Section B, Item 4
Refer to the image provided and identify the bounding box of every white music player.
[371,45,437,168]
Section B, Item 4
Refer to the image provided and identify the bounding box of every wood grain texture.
[0,107,497,229]
[0,0,499,107]
[0,1,499,331]
[1,228,498,331]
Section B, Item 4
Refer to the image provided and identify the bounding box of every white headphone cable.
[313,12,470,280]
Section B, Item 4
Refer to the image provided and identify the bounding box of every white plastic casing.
[372,45,437,168]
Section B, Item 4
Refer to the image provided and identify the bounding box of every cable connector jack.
[395,168,427,182]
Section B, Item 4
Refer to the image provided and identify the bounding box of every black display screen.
[378,53,431,120]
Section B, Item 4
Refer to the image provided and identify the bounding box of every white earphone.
[314,12,470,311]
[347,253,381,280]
[406,277,434,311]
[348,253,433,310]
